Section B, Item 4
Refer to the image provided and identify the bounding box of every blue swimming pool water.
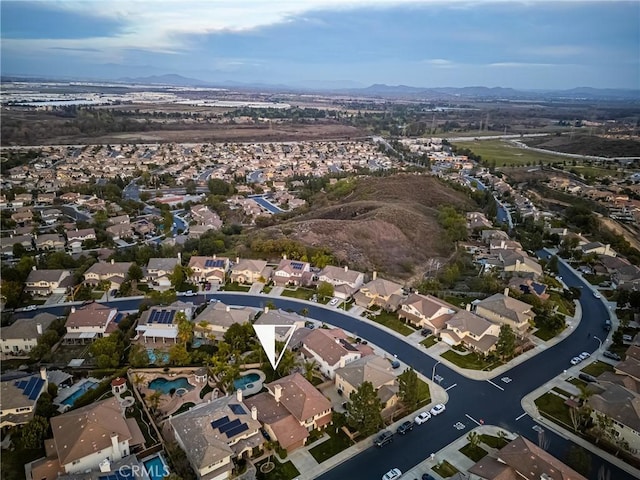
[148,377,194,394]
[62,381,98,406]
[234,373,260,390]
[147,349,169,365]
[143,455,169,480]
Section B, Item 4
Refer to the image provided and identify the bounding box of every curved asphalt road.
[20,258,634,480]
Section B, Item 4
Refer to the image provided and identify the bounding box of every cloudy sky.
[2,1,638,89]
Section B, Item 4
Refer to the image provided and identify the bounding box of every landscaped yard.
[533,326,561,341]
[416,379,431,407]
[432,460,459,478]
[534,392,572,427]
[548,292,575,316]
[281,287,316,300]
[441,350,501,371]
[480,433,509,449]
[255,459,300,480]
[309,427,354,463]
[367,311,415,336]
[221,282,251,292]
[580,361,614,377]
[421,336,438,348]
[459,443,488,462]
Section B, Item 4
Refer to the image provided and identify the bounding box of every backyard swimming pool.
[143,454,169,480]
[148,377,194,394]
[147,349,169,365]
[233,372,261,390]
[61,380,98,406]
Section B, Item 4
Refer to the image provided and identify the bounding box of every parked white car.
[382,468,402,480]
[579,352,591,360]
[329,298,339,306]
[430,403,446,416]
[570,356,582,365]
[414,411,431,424]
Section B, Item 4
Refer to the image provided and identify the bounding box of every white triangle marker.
[253,324,297,370]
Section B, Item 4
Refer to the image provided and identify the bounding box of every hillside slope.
[266,174,474,280]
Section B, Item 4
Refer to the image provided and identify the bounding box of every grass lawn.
[533,327,561,341]
[367,311,415,336]
[222,282,251,292]
[281,288,316,300]
[452,139,568,167]
[309,428,354,463]
[552,387,572,398]
[441,350,501,371]
[263,285,273,293]
[421,336,439,348]
[432,460,459,478]
[255,459,300,480]
[583,274,610,286]
[480,434,509,449]
[567,377,587,388]
[416,379,431,407]
[581,361,614,377]
[534,392,572,427]
[459,443,488,462]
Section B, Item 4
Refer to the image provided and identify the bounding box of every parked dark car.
[396,420,414,435]
[391,360,401,369]
[420,328,433,337]
[422,474,436,480]
[603,350,621,361]
[374,430,394,447]
[603,320,612,331]
[578,373,598,383]
[260,427,271,441]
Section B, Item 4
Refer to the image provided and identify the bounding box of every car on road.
[603,351,621,361]
[374,430,394,447]
[23,305,37,311]
[382,468,402,480]
[593,292,601,299]
[570,356,582,365]
[415,411,431,424]
[603,320,612,331]
[430,403,446,416]
[183,290,195,296]
[422,474,436,480]
[329,298,339,306]
[579,352,591,360]
[396,420,414,435]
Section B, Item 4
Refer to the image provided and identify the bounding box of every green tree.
[147,390,162,413]
[169,343,191,366]
[176,312,193,344]
[163,210,174,235]
[90,332,125,368]
[275,346,297,378]
[346,381,383,437]
[208,178,233,196]
[303,360,317,382]
[317,281,334,300]
[398,368,419,411]
[547,255,559,274]
[223,322,255,353]
[129,343,150,368]
[128,263,143,281]
[21,416,49,449]
[467,431,481,449]
[496,324,516,360]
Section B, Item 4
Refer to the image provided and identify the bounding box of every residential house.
[1,313,57,356]
[600,255,640,291]
[146,257,180,290]
[474,290,534,337]
[508,277,549,301]
[0,368,48,427]
[194,301,256,340]
[66,228,97,251]
[467,212,493,231]
[353,274,404,311]
[481,229,509,244]
[0,234,33,256]
[106,222,133,240]
[107,215,130,226]
[83,260,133,290]
[14,193,33,206]
[468,435,586,480]
[35,233,66,251]
[189,255,230,285]
[35,193,55,205]
[440,309,500,355]
[489,239,523,252]
[25,269,73,296]
[41,209,63,225]
[245,373,332,452]
[169,391,263,480]
[253,309,306,342]
[300,328,363,379]
[334,355,399,409]
[499,250,543,279]
[63,303,121,343]
[273,258,312,286]
[29,397,144,480]
[135,301,194,344]
[317,265,365,299]
[398,293,456,332]
[190,205,223,230]
[230,258,272,284]
[581,241,616,257]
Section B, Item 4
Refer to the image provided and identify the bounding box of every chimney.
[274,384,282,403]
[236,389,243,402]
[32,265,37,271]
[504,287,510,297]
[251,405,257,421]
[110,433,122,460]
[110,259,115,265]
[213,254,216,259]
[226,306,230,312]
[264,306,269,313]
[71,306,76,313]
[39,366,47,380]
[178,252,182,262]
[344,266,348,272]
[372,271,377,280]
[466,304,471,312]
[99,459,111,473]
[236,256,240,264]
[283,253,287,260]
[36,323,43,335]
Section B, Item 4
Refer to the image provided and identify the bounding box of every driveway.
[249,282,264,294]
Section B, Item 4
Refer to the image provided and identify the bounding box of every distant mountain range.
[3,72,639,100]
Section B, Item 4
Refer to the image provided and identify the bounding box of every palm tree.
[132,373,145,389]
[303,360,317,382]
[147,390,162,413]
[300,307,309,319]
[467,431,480,449]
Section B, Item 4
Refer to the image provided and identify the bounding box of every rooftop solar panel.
[23,377,38,397]
[225,422,249,438]
[291,262,303,270]
[30,379,45,400]
[229,404,246,415]
[211,416,230,429]
[218,418,241,434]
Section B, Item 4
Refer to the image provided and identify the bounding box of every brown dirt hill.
[267,174,474,281]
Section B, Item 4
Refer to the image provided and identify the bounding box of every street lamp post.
[594,336,603,349]
[432,360,441,383]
